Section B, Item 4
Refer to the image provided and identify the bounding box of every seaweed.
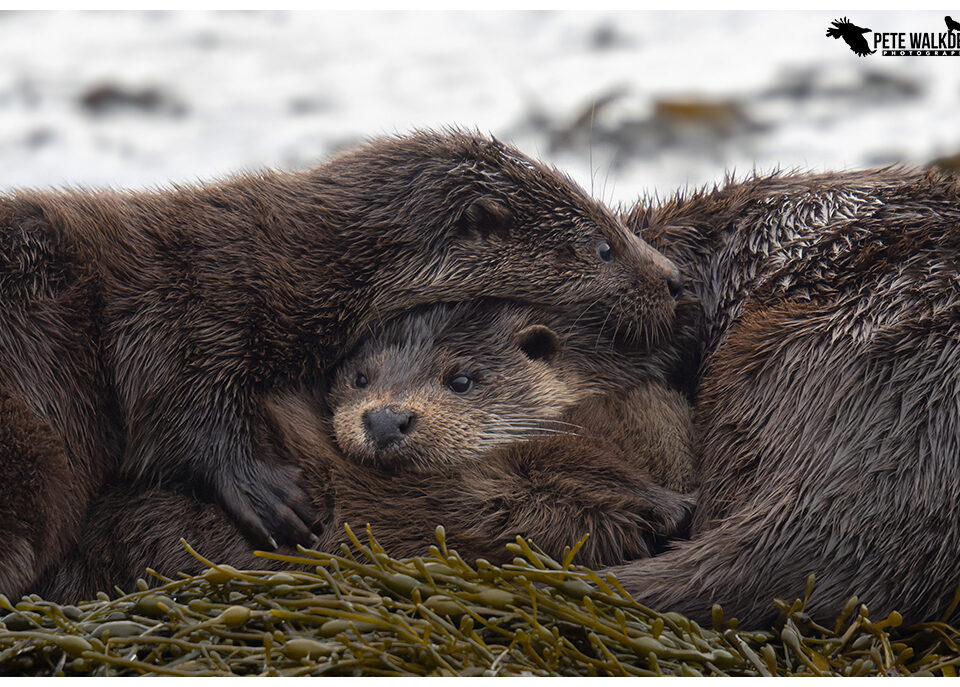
[1,525,958,676]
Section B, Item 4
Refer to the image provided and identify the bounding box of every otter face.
[327,304,584,472]
[445,191,682,349]
[346,132,682,351]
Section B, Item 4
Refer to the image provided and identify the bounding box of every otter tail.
[604,500,811,627]
[605,476,960,628]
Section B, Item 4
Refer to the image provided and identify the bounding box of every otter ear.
[460,196,513,238]
[516,325,560,363]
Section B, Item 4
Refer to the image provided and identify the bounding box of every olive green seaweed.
[0,525,958,676]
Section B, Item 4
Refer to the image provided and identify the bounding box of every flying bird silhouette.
[826,17,875,56]
[946,15,960,32]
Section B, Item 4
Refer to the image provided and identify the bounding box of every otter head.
[325,130,682,351]
[327,303,584,472]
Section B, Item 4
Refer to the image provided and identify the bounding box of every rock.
[763,66,922,104]
[78,83,186,117]
[588,23,634,51]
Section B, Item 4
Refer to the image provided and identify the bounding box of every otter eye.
[447,375,473,394]
[596,241,613,263]
[354,372,368,389]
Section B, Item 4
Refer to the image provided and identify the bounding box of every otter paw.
[215,460,317,550]
[639,483,697,540]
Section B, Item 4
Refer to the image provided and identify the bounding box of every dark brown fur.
[607,168,960,626]
[0,384,76,594]
[0,130,682,596]
[32,301,698,601]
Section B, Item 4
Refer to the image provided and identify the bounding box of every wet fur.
[0,129,681,596]
[609,168,960,626]
[0,384,77,595]
[32,301,698,601]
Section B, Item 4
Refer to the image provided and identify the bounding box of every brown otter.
[606,168,960,626]
[0,130,683,597]
[325,301,698,491]
[31,300,698,601]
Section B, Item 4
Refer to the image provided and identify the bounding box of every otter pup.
[0,130,683,596]
[32,300,698,601]
[326,301,699,491]
[607,168,960,626]
[306,299,700,563]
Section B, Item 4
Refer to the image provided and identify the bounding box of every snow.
[0,11,957,205]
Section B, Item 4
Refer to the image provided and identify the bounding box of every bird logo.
[826,17,875,56]
[947,16,960,33]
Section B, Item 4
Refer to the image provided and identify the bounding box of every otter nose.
[363,408,416,450]
[633,236,683,300]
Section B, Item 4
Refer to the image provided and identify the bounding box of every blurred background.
[1,11,958,207]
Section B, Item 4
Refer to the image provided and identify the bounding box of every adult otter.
[31,300,698,601]
[0,130,683,596]
[608,168,960,626]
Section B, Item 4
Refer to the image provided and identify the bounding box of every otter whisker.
[563,296,604,341]
[494,420,584,433]
[492,426,582,439]
[527,429,582,438]
[595,301,618,351]
[628,314,641,349]
[495,430,582,439]
[494,417,583,429]
[611,295,626,351]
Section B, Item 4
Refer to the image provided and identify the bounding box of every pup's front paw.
[215,459,317,550]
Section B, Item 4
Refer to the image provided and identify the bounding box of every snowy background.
[1,11,958,207]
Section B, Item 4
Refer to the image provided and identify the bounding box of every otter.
[605,168,960,626]
[31,300,698,601]
[0,130,683,597]
[325,301,699,492]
